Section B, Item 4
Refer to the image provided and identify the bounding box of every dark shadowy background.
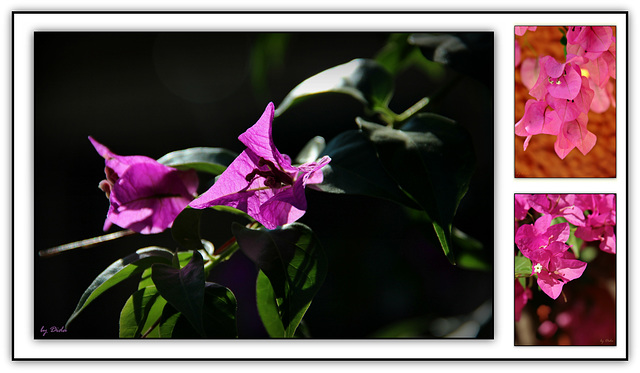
[34,32,493,338]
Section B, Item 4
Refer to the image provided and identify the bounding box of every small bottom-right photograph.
[514,194,616,346]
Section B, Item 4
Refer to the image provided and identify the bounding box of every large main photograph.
[34,32,494,339]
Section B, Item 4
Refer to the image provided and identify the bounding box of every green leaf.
[408,33,493,86]
[210,205,254,221]
[199,283,238,338]
[567,226,584,259]
[138,267,154,290]
[275,58,394,116]
[256,271,314,338]
[119,285,167,338]
[404,208,488,269]
[518,277,526,289]
[451,228,491,271]
[158,307,182,338]
[295,136,326,164]
[137,250,208,290]
[232,222,327,338]
[515,255,532,278]
[255,271,285,337]
[375,33,443,77]
[551,216,569,225]
[433,223,455,264]
[157,147,238,175]
[313,130,419,209]
[250,33,291,100]
[66,247,174,326]
[151,250,206,337]
[358,114,476,264]
[156,282,238,338]
[171,207,204,251]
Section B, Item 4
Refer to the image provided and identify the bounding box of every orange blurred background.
[515,26,616,178]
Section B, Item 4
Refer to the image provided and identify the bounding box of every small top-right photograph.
[514,26,616,178]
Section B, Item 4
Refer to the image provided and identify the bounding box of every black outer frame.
[10,9,628,362]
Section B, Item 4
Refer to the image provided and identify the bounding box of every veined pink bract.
[89,136,199,234]
[189,102,331,229]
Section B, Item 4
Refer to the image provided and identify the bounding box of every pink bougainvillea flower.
[545,76,594,124]
[520,57,540,90]
[574,194,616,254]
[189,102,331,229]
[566,33,616,113]
[590,80,616,113]
[534,253,588,300]
[515,99,548,137]
[515,279,532,322]
[515,214,587,300]
[566,26,613,60]
[527,194,585,227]
[515,26,537,36]
[529,55,585,101]
[553,112,597,160]
[544,56,585,100]
[582,54,612,88]
[89,137,199,234]
[604,37,616,79]
[515,214,570,259]
[515,100,567,151]
[515,194,532,221]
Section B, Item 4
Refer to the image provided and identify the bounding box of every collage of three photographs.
[11,10,628,361]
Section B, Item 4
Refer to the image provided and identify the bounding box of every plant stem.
[203,221,261,271]
[38,230,136,257]
[373,105,399,126]
[396,97,430,123]
[141,317,162,338]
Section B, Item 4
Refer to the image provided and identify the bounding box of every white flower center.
[533,263,543,274]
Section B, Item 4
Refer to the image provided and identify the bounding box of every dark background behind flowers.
[34,32,493,338]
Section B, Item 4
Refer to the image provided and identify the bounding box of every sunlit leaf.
[255,271,285,337]
[151,251,206,337]
[276,58,394,116]
[515,255,532,278]
[295,136,326,164]
[138,250,201,290]
[119,285,167,338]
[157,282,237,338]
[66,247,173,326]
[232,222,327,337]
[157,147,237,175]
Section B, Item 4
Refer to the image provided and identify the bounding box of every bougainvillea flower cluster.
[574,194,616,254]
[515,26,616,159]
[189,102,331,229]
[89,137,199,234]
[514,194,615,305]
[515,214,587,299]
